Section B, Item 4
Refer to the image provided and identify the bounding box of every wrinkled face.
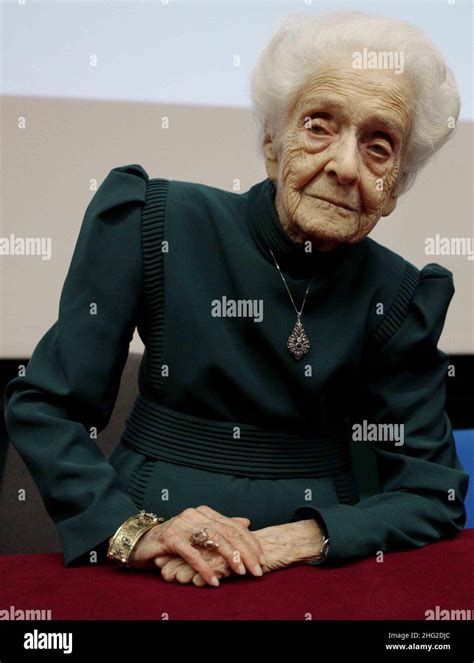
[264,59,414,250]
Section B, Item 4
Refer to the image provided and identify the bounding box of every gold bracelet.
[107,510,166,567]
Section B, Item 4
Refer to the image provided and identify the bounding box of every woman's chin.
[296,219,357,250]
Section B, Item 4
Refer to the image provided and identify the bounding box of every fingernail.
[211,576,220,587]
[254,565,263,576]
[238,564,246,575]
[260,555,266,566]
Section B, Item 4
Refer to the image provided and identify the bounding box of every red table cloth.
[1,530,472,621]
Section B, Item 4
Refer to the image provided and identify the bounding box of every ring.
[190,527,219,550]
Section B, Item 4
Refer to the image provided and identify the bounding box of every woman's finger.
[192,573,207,587]
[173,541,222,587]
[189,523,250,577]
[196,505,263,557]
[195,506,265,573]
[161,557,193,583]
[175,564,198,584]
[154,554,174,569]
[230,516,251,527]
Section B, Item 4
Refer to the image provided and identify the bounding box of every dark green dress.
[3,164,468,567]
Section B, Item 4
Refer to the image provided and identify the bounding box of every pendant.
[287,316,310,360]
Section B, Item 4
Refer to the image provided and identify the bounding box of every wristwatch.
[309,536,330,564]
[292,505,330,565]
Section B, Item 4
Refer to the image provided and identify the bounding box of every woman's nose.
[324,135,360,186]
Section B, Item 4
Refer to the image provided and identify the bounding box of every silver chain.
[268,246,317,317]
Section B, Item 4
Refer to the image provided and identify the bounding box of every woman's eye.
[369,144,390,157]
[309,124,327,135]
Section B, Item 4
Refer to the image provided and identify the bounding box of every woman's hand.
[126,505,265,587]
[155,545,233,586]
[156,520,325,586]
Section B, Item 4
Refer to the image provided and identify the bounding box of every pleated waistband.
[120,395,352,479]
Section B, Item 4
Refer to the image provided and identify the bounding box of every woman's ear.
[383,170,408,216]
[263,132,279,181]
[382,193,398,217]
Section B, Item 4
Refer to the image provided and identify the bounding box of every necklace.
[268,246,317,360]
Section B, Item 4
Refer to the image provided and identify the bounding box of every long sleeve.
[291,263,469,564]
[3,163,149,566]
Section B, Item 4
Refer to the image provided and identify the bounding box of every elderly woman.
[4,11,468,588]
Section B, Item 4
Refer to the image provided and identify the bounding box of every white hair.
[249,11,461,195]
